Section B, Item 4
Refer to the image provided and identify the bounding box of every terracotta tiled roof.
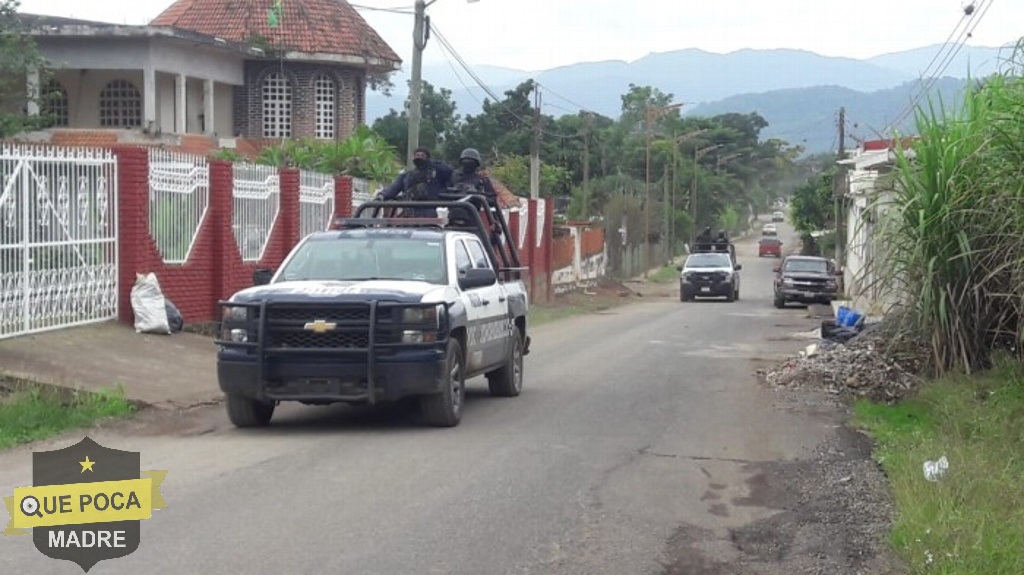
[149,0,400,67]
[48,130,120,148]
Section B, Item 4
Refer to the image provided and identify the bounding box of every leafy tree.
[0,0,54,137]
[488,153,572,198]
[371,80,461,159]
[789,170,835,233]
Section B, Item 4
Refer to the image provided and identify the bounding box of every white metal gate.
[0,144,119,339]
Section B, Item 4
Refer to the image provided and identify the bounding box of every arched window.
[99,79,142,128]
[313,74,336,139]
[262,72,292,138]
[41,79,69,127]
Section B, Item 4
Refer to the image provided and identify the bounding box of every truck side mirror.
[772,264,781,273]
[458,267,496,289]
[253,268,274,286]
[675,265,683,271]
[734,264,743,271]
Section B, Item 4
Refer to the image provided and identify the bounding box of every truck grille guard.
[216,300,450,404]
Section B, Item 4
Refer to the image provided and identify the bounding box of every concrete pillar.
[175,74,187,134]
[143,66,157,130]
[26,69,40,116]
[203,78,215,135]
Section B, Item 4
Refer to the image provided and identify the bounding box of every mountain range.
[367,42,1020,153]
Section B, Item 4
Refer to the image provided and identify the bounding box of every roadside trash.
[131,272,171,335]
[800,343,818,358]
[923,456,949,482]
[821,319,861,343]
[836,305,864,328]
[165,299,184,333]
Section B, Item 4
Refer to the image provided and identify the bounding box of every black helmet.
[460,148,482,163]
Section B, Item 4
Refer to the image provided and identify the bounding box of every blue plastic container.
[836,306,851,325]
[838,307,862,327]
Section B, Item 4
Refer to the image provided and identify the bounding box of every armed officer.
[378,147,454,216]
[451,148,498,206]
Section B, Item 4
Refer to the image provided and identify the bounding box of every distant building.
[16,0,400,150]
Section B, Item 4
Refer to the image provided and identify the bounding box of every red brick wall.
[581,227,605,258]
[114,154,557,323]
[552,233,575,270]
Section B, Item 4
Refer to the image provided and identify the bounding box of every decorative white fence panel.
[232,163,280,262]
[299,170,334,238]
[351,177,375,213]
[0,144,118,339]
[148,149,209,264]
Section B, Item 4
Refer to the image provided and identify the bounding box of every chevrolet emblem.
[303,320,338,333]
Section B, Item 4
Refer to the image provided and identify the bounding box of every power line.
[350,4,414,14]
[430,23,573,141]
[887,0,993,130]
[534,81,602,118]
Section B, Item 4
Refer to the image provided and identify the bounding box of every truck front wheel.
[226,394,275,427]
[487,331,523,397]
[419,338,466,427]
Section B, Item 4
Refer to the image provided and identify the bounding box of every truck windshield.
[278,237,447,284]
[784,259,829,273]
[685,254,732,269]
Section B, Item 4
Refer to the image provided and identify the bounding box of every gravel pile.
[759,325,925,402]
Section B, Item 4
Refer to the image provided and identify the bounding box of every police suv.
[215,195,530,428]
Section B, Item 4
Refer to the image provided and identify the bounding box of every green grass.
[0,384,135,450]
[852,358,1024,574]
[649,265,679,284]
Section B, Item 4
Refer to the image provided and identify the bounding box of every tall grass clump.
[871,72,1024,376]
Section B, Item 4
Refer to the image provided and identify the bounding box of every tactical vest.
[403,166,436,200]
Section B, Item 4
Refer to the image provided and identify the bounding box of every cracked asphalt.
[0,223,899,574]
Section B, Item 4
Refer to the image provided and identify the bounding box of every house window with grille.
[99,79,142,128]
[313,74,336,139]
[41,79,69,127]
[262,73,292,138]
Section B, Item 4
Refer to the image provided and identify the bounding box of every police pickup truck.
[215,194,530,428]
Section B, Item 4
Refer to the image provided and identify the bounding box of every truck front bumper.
[217,348,447,403]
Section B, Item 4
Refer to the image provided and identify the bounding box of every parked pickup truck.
[772,255,842,308]
[215,194,530,428]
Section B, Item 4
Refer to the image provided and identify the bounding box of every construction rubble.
[759,322,924,402]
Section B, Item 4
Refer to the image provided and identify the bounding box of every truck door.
[458,238,508,371]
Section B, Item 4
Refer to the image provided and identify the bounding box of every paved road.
[0,223,838,574]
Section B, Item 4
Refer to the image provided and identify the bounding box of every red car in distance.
[758,237,783,257]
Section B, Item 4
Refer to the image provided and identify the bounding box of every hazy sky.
[18,0,1023,71]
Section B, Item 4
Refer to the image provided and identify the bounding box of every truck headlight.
[228,328,249,342]
[401,304,444,326]
[221,305,249,321]
[783,278,795,285]
[826,280,838,289]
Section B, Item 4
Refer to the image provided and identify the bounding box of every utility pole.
[691,146,698,246]
[670,129,678,261]
[644,106,653,277]
[406,0,428,169]
[582,112,591,219]
[530,85,541,200]
[663,163,670,265]
[834,106,846,262]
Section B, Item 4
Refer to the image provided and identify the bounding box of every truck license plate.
[700,287,711,293]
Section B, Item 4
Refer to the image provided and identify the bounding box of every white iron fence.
[299,170,334,238]
[232,163,280,262]
[0,144,118,339]
[148,149,209,264]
